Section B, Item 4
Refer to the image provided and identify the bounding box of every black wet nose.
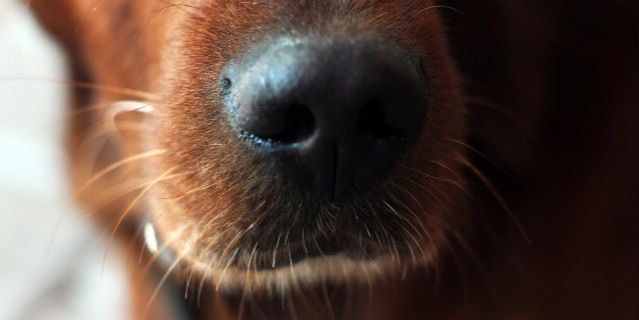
[223,36,428,199]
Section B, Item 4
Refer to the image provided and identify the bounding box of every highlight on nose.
[222,36,428,199]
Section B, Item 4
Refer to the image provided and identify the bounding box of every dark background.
[440,1,637,318]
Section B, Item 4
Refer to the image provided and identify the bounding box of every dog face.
[37,0,468,291]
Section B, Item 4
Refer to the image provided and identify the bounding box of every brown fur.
[28,0,636,319]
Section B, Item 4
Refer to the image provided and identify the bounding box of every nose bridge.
[223,35,427,199]
[303,50,362,141]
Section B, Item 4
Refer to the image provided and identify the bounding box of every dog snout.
[223,36,428,200]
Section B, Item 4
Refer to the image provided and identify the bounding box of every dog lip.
[143,220,380,272]
[237,235,382,270]
[255,240,344,270]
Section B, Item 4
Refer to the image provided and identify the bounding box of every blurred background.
[0,1,127,319]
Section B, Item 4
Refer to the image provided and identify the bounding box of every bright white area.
[0,1,129,319]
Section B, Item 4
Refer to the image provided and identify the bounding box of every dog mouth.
[139,143,447,290]
[232,233,380,270]
[143,216,394,272]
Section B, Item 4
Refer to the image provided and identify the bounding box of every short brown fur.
[28,0,637,319]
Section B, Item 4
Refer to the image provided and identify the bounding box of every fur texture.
[28,0,637,319]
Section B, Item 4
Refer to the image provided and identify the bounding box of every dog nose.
[224,36,428,199]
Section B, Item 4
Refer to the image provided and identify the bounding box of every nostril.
[358,99,405,141]
[261,103,315,144]
[240,103,315,147]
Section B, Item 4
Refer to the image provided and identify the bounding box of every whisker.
[387,182,437,258]
[415,5,466,17]
[109,168,181,239]
[74,149,167,196]
[424,159,466,184]
[0,76,157,100]
[397,173,453,211]
[137,223,190,276]
[244,242,260,293]
[380,199,425,245]
[102,170,183,268]
[141,254,185,318]
[158,181,217,200]
[446,137,514,181]
[89,178,168,215]
[460,158,532,244]
[272,233,283,269]
[403,164,465,188]
[448,228,498,300]
[156,0,209,20]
